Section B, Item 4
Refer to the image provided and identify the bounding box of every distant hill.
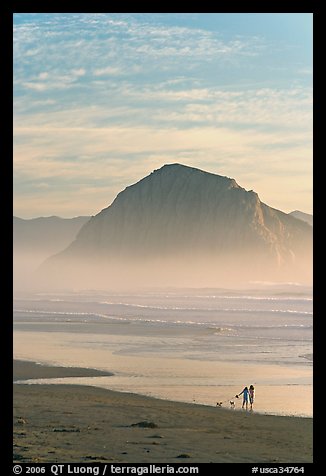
[39,164,312,289]
[14,215,90,255]
[13,216,90,291]
[289,210,313,227]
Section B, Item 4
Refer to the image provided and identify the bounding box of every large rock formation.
[39,164,312,288]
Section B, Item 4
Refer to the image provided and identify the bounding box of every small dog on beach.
[216,401,223,407]
[230,400,235,409]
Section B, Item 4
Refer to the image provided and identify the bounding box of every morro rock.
[39,164,312,288]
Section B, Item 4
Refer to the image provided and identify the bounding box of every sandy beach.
[13,360,313,463]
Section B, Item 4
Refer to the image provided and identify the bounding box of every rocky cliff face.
[289,210,313,227]
[40,164,312,288]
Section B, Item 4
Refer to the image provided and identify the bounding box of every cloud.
[13,120,312,214]
[22,82,49,91]
[152,87,312,129]
[93,66,122,76]
[72,68,86,77]
[20,68,88,92]
[13,13,266,98]
[13,14,312,217]
[14,82,312,133]
[13,82,312,197]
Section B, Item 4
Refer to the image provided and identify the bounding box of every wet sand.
[13,329,313,417]
[13,359,114,380]
[13,360,312,463]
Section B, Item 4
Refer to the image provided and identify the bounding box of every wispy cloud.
[18,67,88,93]
[13,13,313,217]
[93,66,122,76]
[13,13,266,97]
[13,116,312,214]
[14,84,312,131]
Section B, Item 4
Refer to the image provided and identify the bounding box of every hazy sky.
[13,13,313,218]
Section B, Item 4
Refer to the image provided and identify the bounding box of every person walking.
[249,385,255,410]
[236,386,250,410]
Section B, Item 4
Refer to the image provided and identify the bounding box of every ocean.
[13,283,313,417]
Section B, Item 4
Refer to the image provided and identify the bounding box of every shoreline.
[13,326,313,418]
[13,360,313,463]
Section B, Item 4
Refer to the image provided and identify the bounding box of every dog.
[216,401,223,407]
[230,400,235,409]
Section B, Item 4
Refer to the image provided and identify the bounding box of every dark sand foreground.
[13,360,313,463]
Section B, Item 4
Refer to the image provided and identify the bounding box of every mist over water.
[14,165,312,293]
[14,247,313,295]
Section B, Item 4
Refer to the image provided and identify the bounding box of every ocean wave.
[13,309,109,319]
[13,309,313,330]
[205,296,313,302]
[14,302,313,316]
[98,302,312,315]
[154,295,313,301]
[249,281,308,286]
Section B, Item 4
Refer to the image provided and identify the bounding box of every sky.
[13,13,313,218]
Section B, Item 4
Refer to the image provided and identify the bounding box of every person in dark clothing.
[249,385,255,410]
